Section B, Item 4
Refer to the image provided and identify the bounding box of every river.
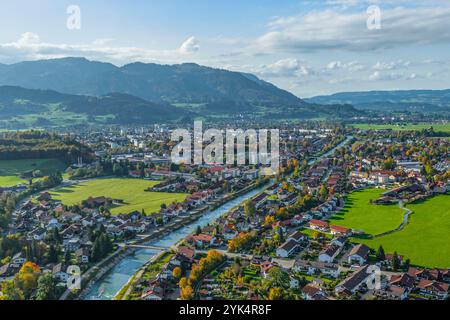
[84,135,353,300]
[84,185,267,300]
[308,135,353,165]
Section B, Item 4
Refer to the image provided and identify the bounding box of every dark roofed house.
[276,240,299,258]
[347,244,370,265]
[52,263,69,282]
[83,196,113,208]
[417,279,449,300]
[178,247,196,262]
[287,231,307,243]
[376,285,408,300]
[335,265,371,295]
[75,247,90,264]
[302,284,323,300]
[318,244,343,263]
[389,273,416,289]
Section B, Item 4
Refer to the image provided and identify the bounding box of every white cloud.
[368,70,428,81]
[372,60,410,71]
[178,36,200,54]
[252,6,450,53]
[17,32,41,46]
[327,60,366,72]
[0,33,201,64]
[252,58,312,78]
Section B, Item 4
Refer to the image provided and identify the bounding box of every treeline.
[0,193,16,229]
[0,130,94,163]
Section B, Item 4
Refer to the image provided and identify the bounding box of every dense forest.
[0,131,95,163]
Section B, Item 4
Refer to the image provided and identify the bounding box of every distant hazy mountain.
[0,57,306,108]
[0,86,190,127]
[306,89,450,113]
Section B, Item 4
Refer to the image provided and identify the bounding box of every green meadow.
[350,123,450,133]
[328,188,404,236]
[329,188,450,268]
[358,195,450,268]
[50,178,188,216]
[0,158,67,187]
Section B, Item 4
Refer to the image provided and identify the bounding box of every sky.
[0,0,449,97]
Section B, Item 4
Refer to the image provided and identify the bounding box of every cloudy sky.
[0,0,449,97]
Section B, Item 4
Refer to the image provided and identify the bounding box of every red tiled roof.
[310,219,329,228]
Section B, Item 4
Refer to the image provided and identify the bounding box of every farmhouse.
[309,219,329,232]
[330,225,352,236]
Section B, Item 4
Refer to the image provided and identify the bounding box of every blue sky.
[1,0,450,97]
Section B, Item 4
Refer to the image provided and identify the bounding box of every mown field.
[0,158,67,187]
[50,178,188,216]
[350,123,450,133]
[358,195,450,268]
[328,188,404,236]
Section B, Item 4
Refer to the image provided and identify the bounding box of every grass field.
[358,195,450,268]
[328,189,404,236]
[350,123,450,133]
[50,178,188,216]
[0,158,67,187]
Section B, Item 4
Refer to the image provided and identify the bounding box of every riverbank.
[70,178,270,300]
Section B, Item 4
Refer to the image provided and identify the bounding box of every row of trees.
[179,250,224,300]
[0,131,94,163]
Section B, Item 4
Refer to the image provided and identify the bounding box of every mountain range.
[0,57,304,107]
[306,89,450,113]
[0,57,359,128]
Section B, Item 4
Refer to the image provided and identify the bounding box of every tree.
[180,285,194,300]
[392,252,400,271]
[91,237,103,262]
[195,225,202,235]
[179,277,188,289]
[172,267,182,280]
[403,258,411,271]
[266,267,289,289]
[36,273,57,300]
[64,250,72,265]
[318,185,328,201]
[277,227,285,243]
[244,200,256,217]
[268,287,283,300]
[47,244,59,263]
[376,245,386,261]
[0,280,24,300]
[18,262,41,297]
